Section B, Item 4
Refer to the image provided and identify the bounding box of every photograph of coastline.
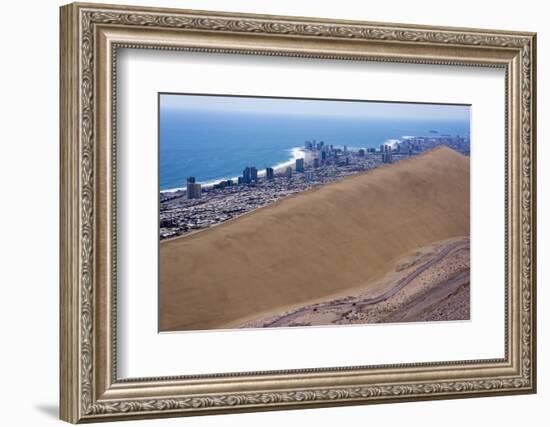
[158,93,471,332]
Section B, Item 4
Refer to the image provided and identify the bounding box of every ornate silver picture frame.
[60,2,536,423]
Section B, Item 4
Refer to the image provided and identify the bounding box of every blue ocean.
[160,110,470,191]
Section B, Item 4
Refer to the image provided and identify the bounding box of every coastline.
[159,131,468,194]
[159,146,451,243]
[160,147,306,193]
[160,135,470,242]
[160,141,398,194]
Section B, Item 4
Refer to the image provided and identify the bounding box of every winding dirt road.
[261,239,469,327]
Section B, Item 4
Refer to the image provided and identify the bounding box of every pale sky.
[160,93,470,121]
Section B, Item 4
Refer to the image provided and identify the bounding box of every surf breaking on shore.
[160,147,306,193]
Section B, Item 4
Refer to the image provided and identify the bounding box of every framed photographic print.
[158,94,472,332]
[60,2,537,423]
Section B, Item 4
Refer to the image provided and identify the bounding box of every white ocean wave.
[160,147,305,193]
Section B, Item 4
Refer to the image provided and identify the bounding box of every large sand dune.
[159,146,470,331]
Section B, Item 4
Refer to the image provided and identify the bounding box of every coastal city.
[159,134,470,240]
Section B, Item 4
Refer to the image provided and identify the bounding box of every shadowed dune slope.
[160,146,470,331]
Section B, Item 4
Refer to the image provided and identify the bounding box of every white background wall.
[0,0,546,426]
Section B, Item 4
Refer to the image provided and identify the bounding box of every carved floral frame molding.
[60,2,536,423]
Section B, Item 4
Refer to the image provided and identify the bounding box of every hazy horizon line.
[160,106,471,121]
[160,93,471,122]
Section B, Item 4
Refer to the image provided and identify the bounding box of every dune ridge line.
[160,146,470,332]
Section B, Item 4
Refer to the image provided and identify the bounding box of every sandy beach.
[159,146,470,332]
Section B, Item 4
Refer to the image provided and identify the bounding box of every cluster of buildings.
[160,145,382,239]
[239,166,258,184]
[380,144,394,163]
[396,135,470,156]
[185,177,202,199]
[160,134,470,239]
[304,140,334,165]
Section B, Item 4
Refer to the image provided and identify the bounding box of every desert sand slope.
[160,146,470,331]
